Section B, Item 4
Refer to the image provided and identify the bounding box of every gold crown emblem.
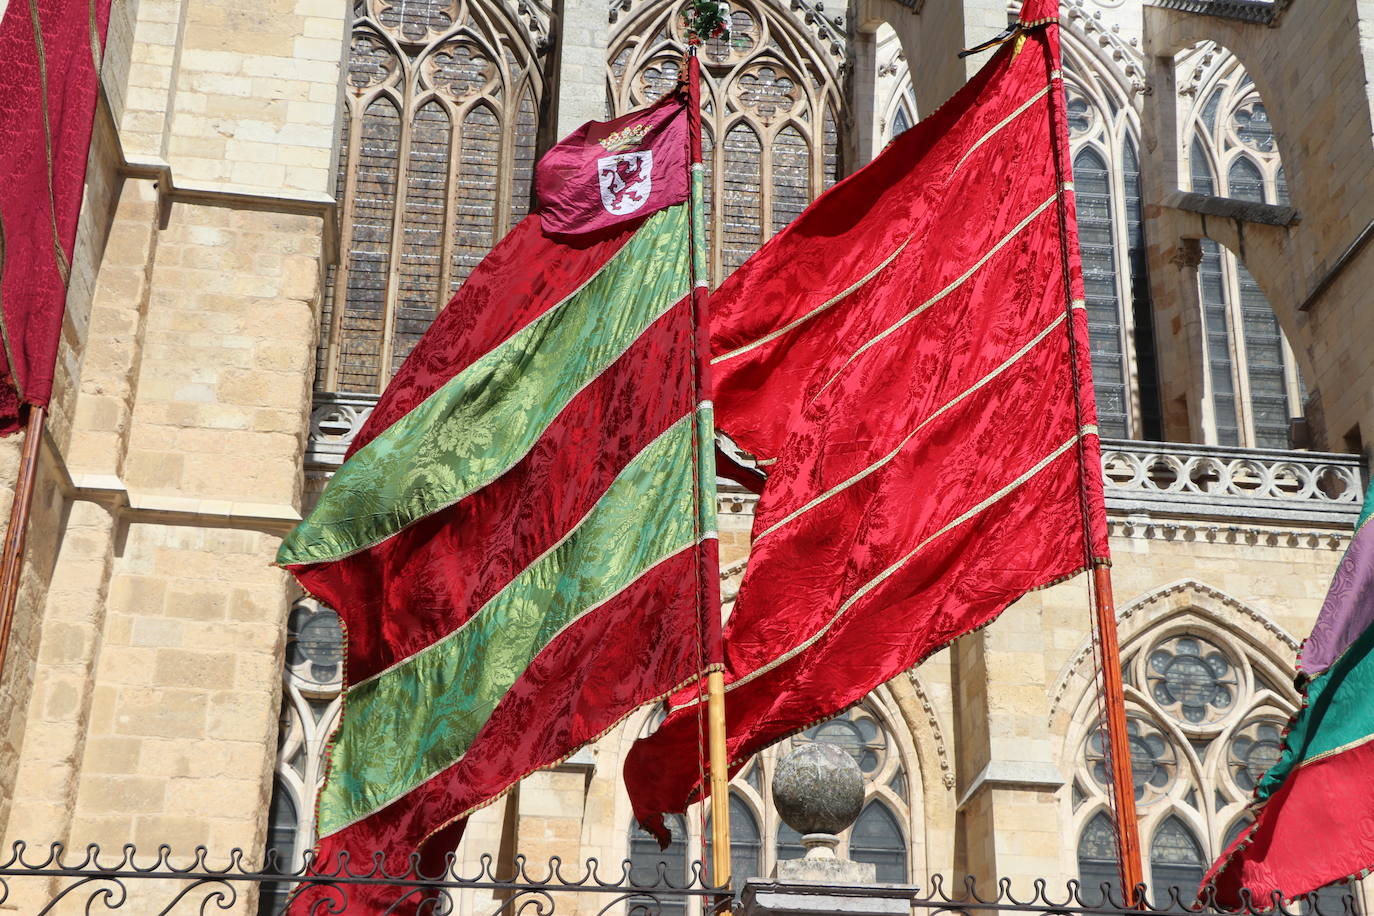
[599,123,650,153]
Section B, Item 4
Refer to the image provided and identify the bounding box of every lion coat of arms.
[597,150,654,216]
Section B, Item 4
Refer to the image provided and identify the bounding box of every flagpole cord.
[1036,19,1146,904]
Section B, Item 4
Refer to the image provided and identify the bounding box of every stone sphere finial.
[772,742,865,837]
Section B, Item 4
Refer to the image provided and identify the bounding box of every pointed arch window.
[316,0,546,394]
[607,0,845,284]
[1150,817,1205,901]
[260,597,345,899]
[1076,811,1121,904]
[849,802,907,883]
[1067,617,1363,905]
[1182,50,1305,449]
[629,695,919,910]
[1059,40,1161,440]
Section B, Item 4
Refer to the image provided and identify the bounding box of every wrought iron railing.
[0,844,1364,916]
[305,394,1366,527]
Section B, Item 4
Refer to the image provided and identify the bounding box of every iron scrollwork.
[0,843,1361,915]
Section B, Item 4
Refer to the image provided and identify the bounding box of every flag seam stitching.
[755,311,1069,542]
[710,237,912,365]
[676,426,1098,707]
[320,530,721,836]
[812,194,1058,399]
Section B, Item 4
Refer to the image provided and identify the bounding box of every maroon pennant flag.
[0,0,113,433]
[536,95,690,236]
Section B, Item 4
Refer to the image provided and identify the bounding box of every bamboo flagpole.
[678,30,732,892]
[0,404,46,682]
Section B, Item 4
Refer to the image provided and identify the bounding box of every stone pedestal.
[740,880,920,916]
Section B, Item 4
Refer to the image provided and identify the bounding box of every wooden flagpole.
[1021,5,1145,898]
[1092,565,1145,900]
[0,404,46,682]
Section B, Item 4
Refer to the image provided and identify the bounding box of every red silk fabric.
[0,0,112,433]
[625,12,1110,843]
[287,83,712,914]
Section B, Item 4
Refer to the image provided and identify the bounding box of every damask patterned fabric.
[1203,487,1374,904]
[279,84,716,913]
[0,0,112,433]
[625,0,1112,845]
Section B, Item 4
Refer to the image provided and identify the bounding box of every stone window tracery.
[1059,36,1161,441]
[259,596,345,915]
[1070,621,1301,899]
[606,0,844,284]
[627,696,918,907]
[1181,49,1305,449]
[316,0,546,394]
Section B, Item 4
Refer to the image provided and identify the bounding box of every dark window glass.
[705,793,763,894]
[630,813,688,916]
[849,802,907,884]
[1236,261,1291,447]
[1072,148,1129,438]
[1199,240,1240,446]
[1077,812,1121,905]
[1122,135,1161,439]
[1150,816,1205,904]
[256,779,298,916]
[1227,156,1265,203]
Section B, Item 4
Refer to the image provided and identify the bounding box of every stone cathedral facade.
[1,0,1373,913]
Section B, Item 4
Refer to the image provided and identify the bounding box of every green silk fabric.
[316,406,715,835]
[1256,616,1374,803]
[277,203,691,566]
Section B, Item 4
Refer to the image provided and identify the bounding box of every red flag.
[281,76,713,913]
[0,0,113,433]
[625,0,1110,843]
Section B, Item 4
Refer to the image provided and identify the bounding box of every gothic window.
[628,696,918,908]
[1060,37,1161,441]
[317,0,546,394]
[1149,817,1206,902]
[607,0,845,284]
[849,802,907,883]
[875,24,916,144]
[1182,50,1305,449]
[260,597,345,910]
[1068,620,1336,901]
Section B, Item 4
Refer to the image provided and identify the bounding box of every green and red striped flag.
[1201,482,1374,905]
[278,68,716,910]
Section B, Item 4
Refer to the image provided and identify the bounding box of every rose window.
[348,34,397,91]
[1086,714,1176,804]
[1066,90,1092,138]
[287,604,344,686]
[700,8,759,64]
[1231,101,1275,152]
[637,57,681,105]
[1228,718,1285,791]
[430,40,494,100]
[736,66,799,124]
[1147,635,1237,725]
[795,707,886,775]
[377,0,456,42]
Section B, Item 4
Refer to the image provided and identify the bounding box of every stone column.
[551,0,611,136]
[952,592,1067,891]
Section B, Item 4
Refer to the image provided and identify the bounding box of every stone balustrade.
[305,394,1364,526]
